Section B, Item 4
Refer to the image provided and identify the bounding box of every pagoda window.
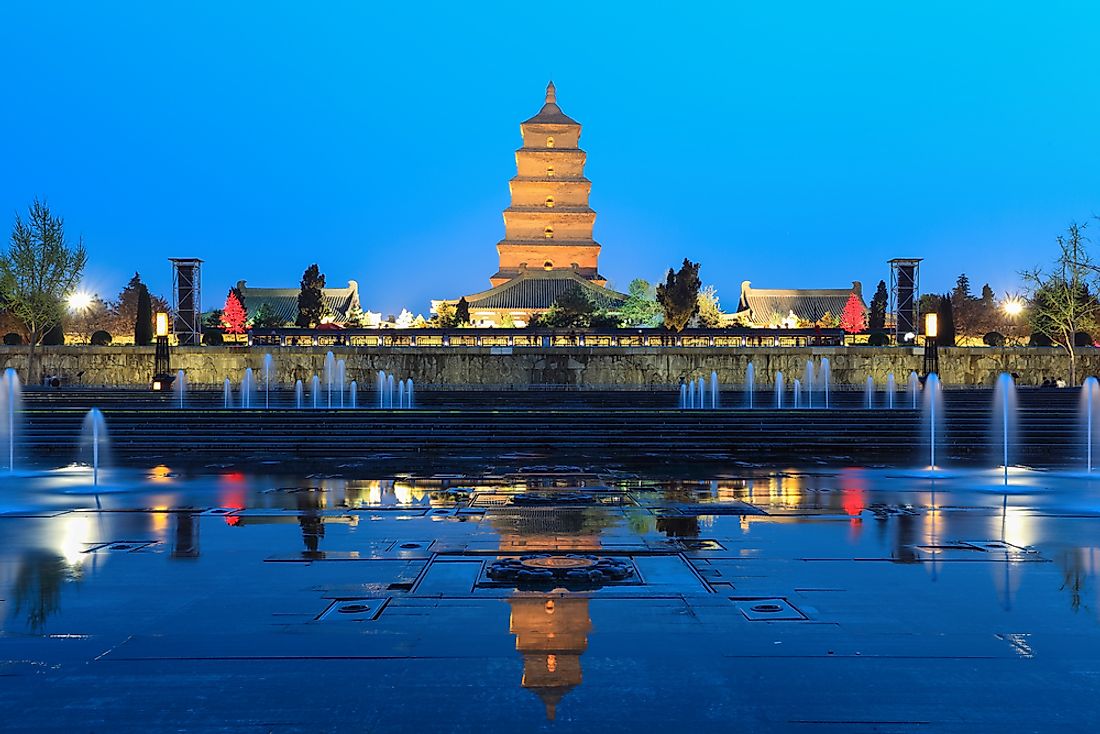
[543,260,554,270]
[546,136,555,148]
[546,166,555,177]
[544,226,554,239]
[545,196,555,208]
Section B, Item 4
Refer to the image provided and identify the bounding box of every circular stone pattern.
[487,554,633,588]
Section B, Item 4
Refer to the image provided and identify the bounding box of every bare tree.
[0,199,87,381]
[1021,222,1097,385]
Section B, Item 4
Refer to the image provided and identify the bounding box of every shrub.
[982,331,1005,347]
[90,330,112,346]
[1075,331,1094,347]
[866,331,889,347]
[3,332,22,345]
[1029,332,1053,347]
[202,330,224,346]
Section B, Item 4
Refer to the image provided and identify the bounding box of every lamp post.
[1002,296,1024,346]
[922,312,939,377]
[152,312,172,390]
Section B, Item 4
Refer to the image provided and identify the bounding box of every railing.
[245,327,847,349]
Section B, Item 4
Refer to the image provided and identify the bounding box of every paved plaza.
[2,466,1099,732]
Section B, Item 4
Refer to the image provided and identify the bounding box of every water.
[388,374,396,408]
[993,373,1018,479]
[378,371,387,408]
[679,382,687,409]
[805,361,814,409]
[793,378,802,409]
[864,376,874,410]
[710,371,718,409]
[241,368,255,409]
[687,379,696,409]
[174,370,187,409]
[349,380,358,409]
[775,371,784,409]
[311,375,321,409]
[696,377,705,410]
[746,362,755,409]
[908,371,920,409]
[821,358,831,409]
[923,373,944,468]
[263,353,274,409]
[324,352,335,408]
[295,379,304,410]
[886,373,896,409]
[1082,377,1100,472]
[406,379,414,409]
[336,359,346,408]
[398,379,406,409]
[1,368,22,472]
[222,378,232,409]
[79,408,109,487]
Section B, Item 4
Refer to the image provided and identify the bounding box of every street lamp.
[923,312,939,376]
[66,290,94,313]
[152,311,173,391]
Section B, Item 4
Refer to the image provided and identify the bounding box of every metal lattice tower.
[169,258,203,346]
[888,258,922,341]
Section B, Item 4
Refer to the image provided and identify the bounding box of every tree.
[134,284,153,345]
[840,292,867,333]
[455,297,470,325]
[295,264,325,327]
[917,293,941,330]
[0,199,87,378]
[67,294,110,344]
[251,302,285,329]
[868,280,888,331]
[656,258,701,332]
[1022,222,1098,384]
[694,285,723,327]
[433,302,458,328]
[952,273,973,301]
[619,278,662,327]
[221,290,248,334]
[539,284,596,328]
[105,273,168,340]
[936,292,957,347]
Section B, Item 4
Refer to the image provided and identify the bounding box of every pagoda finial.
[546,81,556,105]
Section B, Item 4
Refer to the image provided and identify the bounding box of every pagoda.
[440,83,626,326]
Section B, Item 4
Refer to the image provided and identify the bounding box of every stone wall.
[0,345,1094,388]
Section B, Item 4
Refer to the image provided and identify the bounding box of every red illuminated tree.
[221,291,247,334]
[840,292,867,333]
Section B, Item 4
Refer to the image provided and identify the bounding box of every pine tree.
[221,291,247,334]
[868,280,888,331]
[295,264,325,327]
[936,292,957,346]
[455,297,470,325]
[953,273,972,301]
[656,258,701,332]
[840,293,867,333]
[134,284,153,345]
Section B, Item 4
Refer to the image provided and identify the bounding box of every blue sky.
[1,1,1098,315]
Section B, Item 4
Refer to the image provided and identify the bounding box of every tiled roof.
[738,280,864,324]
[522,81,579,127]
[237,280,360,325]
[463,271,625,311]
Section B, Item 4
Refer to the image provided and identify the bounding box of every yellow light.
[925,313,938,338]
[1003,298,1024,317]
[152,380,163,391]
[66,290,94,313]
[155,312,169,337]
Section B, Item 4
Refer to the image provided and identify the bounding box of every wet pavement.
[3,465,1100,732]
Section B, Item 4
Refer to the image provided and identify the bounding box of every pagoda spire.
[545,80,556,105]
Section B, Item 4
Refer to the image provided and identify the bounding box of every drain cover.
[317,597,390,622]
[84,541,156,554]
[732,597,807,621]
[520,556,597,570]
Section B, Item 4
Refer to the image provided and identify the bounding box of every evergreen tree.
[619,278,662,327]
[250,302,284,329]
[433,302,458,328]
[221,291,247,334]
[952,273,972,301]
[656,258,701,332]
[936,292,957,346]
[695,285,723,327]
[134,284,153,345]
[455,297,470,325]
[295,264,325,327]
[107,273,168,338]
[840,292,867,333]
[868,280,888,331]
[980,283,995,304]
[540,284,596,327]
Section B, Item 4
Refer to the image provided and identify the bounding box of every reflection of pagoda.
[508,595,592,721]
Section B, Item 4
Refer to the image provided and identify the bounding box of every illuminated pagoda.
[438,82,626,326]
